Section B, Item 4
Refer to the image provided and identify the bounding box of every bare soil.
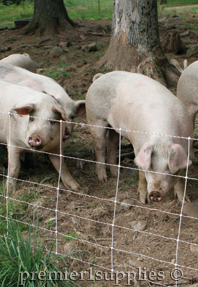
[1,13,198,287]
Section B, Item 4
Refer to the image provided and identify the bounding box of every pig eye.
[50,120,56,125]
[70,115,75,121]
[29,116,34,122]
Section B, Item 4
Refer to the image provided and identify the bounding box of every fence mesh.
[1,111,198,286]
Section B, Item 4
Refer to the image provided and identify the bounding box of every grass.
[64,0,113,20]
[64,233,80,243]
[185,20,198,30]
[45,219,53,229]
[0,2,33,28]
[125,178,137,185]
[0,172,44,234]
[158,6,198,18]
[0,182,40,210]
[89,200,99,208]
[43,62,75,81]
[0,216,81,287]
[43,69,73,82]
[1,0,198,29]
[157,0,198,7]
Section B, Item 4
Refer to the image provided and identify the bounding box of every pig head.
[0,79,80,192]
[134,141,191,203]
[0,62,86,131]
[86,71,193,204]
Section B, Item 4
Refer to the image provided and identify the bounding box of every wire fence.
[1,113,198,286]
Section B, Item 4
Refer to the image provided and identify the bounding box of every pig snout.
[28,133,42,148]
[148,191,163,202]
[63,127,70,141]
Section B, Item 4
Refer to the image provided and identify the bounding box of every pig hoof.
[7,180,16,193]
[65,179,80,191]
[97,170,107,181]
[98,176,107,182]
[140,197,147,205]
[70,182,80,191]
[181,196,191,204]
[148,191,163,202]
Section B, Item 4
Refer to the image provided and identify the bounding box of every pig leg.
[88,119,108,181]
[48,146,80,191]
[138,170,148,204]
[174,170,191,203]
[7,145,21,192]
[107,128,119,177]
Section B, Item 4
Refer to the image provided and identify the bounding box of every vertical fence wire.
[111,127,122,272]
[2,111,198,282]
[55,120,63,255]
[6,112,12,234]
[175,137,192,285]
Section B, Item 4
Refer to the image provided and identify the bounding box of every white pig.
[0,62,86,134]
[0,79,80,192]
[175,60,198,128]
[0,53,37,73]
[86,71,193,204]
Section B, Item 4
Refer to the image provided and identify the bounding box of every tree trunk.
[22,0,76,36]
[98,0,178,88]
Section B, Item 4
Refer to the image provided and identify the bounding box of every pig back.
[0,54,36,73]
[86,71,193,152]
[177,61,198,116]
[0,62,74,111]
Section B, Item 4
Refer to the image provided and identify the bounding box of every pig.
[174,60,198,128]
[0,53,38,73]
[0,79,80,192]
[0,62,86,137]
[86,71,193,204]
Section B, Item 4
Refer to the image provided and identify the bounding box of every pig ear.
[13,104,35,116]
[92,73,103,82]
[74,100,86,117]
[168,144,192,174]
[53,104,68,121]
[134,143,153,170]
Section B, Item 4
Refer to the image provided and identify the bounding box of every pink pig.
[0,79,79,192]
[0,62,86,130]
[176,60,198,128]
[0,53,37,73]
[86,71,193,204]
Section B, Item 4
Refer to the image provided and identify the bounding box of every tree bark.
[22,0,76,36]
[98,0,178,88]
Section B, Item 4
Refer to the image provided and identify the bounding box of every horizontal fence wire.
[0,112,198,285]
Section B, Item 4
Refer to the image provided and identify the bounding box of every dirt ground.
[1,13,198,287]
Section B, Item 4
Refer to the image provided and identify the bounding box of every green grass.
[0,184,40,213]
[158,6,198,18]
[45,219,53,229]
[64,0,113,20]
[0,217,81,287]
[124,176,138,185]
[0,2,33,28]
[157,0,198,7]
[0,0,198,29]
[185,20,198,30]
[44,69,73,82]
[64,233,79,243]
